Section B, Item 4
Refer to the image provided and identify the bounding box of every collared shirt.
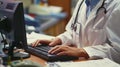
[85,0,100,18]
[90,0,100,9]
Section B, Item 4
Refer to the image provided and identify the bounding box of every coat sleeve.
[57,0,83,44]
[56,13,75,44]
[84,2,120,63]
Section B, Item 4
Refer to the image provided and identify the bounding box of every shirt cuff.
[83,46,107,59]
[57,34,65,44]
[57,32,73,44]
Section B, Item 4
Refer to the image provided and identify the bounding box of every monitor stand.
[2,41,30,65]
[0,33,30,60]
[7,41,30,60]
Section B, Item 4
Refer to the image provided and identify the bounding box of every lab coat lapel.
[85,0,104,27]
[82,0,104,46]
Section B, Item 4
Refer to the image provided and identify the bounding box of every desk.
[26,54,87,67]
[26,55,46,66]
[27,56,120,67]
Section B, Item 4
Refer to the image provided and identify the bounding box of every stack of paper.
[47,58,120,67]
[27,32,55,44]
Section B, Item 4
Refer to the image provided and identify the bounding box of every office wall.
[15,0,32,8]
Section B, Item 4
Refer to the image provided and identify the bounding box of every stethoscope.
[71,0,107,33]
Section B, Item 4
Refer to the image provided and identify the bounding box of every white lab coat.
[57,0,120,63]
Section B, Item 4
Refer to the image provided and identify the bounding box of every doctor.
[32,0,120,63]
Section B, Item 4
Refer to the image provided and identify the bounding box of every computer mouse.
[11,60,43,67]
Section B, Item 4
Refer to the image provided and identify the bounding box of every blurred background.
[14,0,78,36]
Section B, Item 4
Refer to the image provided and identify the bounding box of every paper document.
[27,32,55,44]
[47,58,120,67]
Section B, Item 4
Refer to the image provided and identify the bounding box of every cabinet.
[44,0,71,36]
[48,0,71,24]
[43,19,66,36]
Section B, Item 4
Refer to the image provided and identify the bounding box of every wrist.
[49,37,62,46]
[78,48,89,59]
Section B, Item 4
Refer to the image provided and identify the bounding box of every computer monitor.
[0,0,29,60]
[0,0,27,49]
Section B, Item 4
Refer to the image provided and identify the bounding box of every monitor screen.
[0,0,27,49]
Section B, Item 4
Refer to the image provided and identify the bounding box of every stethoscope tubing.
[71,0,107,31]
[71,0,84,31]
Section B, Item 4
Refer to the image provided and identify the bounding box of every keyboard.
[26,45,78,62]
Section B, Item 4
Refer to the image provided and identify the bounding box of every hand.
[32,37,62,47]
[49,37,62,46]
[48,45,89,59]
[32,39,52,47]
